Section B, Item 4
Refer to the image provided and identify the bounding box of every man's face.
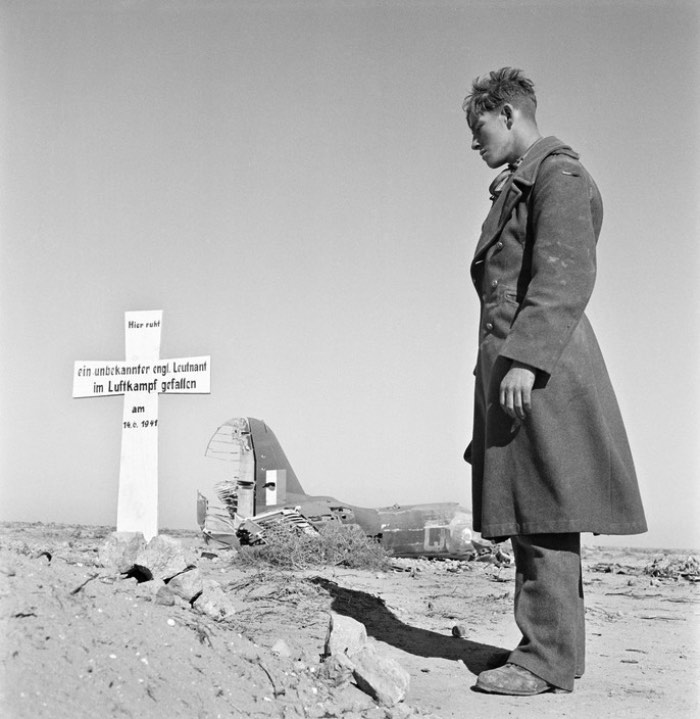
[470,109,514,169]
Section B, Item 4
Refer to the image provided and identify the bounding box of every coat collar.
[509,136,578,187]
[472,136,579,264]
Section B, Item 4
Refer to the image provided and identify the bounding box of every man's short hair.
[463,67,537,128]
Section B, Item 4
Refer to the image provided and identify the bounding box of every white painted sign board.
[73,310,210,540]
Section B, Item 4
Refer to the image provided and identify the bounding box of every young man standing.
[463,67,647,695]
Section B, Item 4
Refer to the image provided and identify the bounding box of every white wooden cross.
[73,310,210,540]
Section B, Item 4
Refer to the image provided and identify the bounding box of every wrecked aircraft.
[198,417,480,558]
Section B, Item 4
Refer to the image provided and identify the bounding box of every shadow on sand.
[310,576,508,676]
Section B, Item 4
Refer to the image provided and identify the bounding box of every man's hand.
[500,361,536,421]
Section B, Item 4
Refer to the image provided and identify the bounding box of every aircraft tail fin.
[204,417,306,515]
[246,418,305,497]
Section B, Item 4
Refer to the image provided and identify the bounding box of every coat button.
[485,322,494,331]
[491,279,499,288]
[496,241,504,250]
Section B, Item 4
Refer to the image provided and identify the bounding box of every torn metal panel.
[237,508,318,546]
[205,418,256,517]
[236,518,265,545]
[196,491,240,548]
[253,508,317,536]
[288,500,357,527]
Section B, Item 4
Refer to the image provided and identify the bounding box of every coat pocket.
[488,288,521,339]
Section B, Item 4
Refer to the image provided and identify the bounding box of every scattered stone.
[383,705,415,719]
[167,568,203,603]
[451,625,466,638]
[193,579,238,620]
[324,612,367,658]
[134,577,164,599]
[0,563,17,577]
[318,654,354,687]
[154,584,176,606]
[271,639,292,658]
[134,534,196,581]
[97,532,146,572]
[360,707,387,719]
[351,644,410,707]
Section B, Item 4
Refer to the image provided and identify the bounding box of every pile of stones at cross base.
[98,530,456,710]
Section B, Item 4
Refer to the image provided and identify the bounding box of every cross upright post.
[73,310,210,540]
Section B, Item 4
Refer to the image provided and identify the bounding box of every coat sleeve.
[498,154,598,377]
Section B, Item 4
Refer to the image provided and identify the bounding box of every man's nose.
[471,137,480,150]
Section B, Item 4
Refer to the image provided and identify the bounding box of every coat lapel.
[471,137,578,265]
[473,181,523,259]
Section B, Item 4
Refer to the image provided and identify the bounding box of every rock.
[193,579,238,620]
[271,639,292,658]
[351,644,410,707]
[383,706,416,719]
[134,578,163,599]
[167,568,203,603]
[0,563,17,577]
[134,535,196,581]
[154,584,176,606]
[318,654,355,687]
[324,612,367,658]
[359,707,386,719]
[98,532,147,572]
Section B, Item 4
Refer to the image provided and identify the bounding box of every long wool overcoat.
[468,136,647,540]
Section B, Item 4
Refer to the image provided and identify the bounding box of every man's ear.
[501,103,515,129]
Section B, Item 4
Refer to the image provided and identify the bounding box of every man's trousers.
[507,533,585,692]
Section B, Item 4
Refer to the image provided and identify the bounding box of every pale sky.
[1,0,698,550]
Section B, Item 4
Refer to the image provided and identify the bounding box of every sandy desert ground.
[1,522,698,719]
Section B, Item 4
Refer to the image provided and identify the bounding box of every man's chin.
[481,154,501,169]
